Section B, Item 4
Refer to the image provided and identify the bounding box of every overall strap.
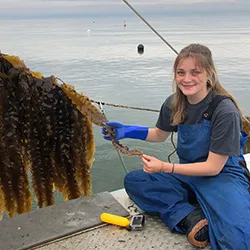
[203,95,228,120]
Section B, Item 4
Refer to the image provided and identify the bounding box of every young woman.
[102,44,250,249]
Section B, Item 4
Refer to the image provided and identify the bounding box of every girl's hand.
[141,154,164,174]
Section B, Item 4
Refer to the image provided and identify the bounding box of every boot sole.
[187,219,209,248]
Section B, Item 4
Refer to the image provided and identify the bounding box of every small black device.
[127,214,145,231]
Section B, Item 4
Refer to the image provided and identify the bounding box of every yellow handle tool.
[100,213,130,227]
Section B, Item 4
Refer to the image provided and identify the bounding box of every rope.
[122,0,179,55]
[93,99,250,124]
[91,99,160,113]
[97,102,129,174]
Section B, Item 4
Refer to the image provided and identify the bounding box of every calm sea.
[1,13,250,199]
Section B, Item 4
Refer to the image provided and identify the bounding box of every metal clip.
[127,214,145,231]
[98,101,105,115]
[127,204,138,215]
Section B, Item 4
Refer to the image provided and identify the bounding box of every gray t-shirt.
[156,91,241,156]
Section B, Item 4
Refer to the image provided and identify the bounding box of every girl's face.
[175,57,208,104]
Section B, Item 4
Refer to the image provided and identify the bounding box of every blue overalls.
[124,97,250,250]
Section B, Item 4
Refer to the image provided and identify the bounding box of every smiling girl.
[102,44,250,249]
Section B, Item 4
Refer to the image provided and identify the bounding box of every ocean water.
[1,13,250,198]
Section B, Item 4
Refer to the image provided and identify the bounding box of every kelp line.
[0,53,142,219]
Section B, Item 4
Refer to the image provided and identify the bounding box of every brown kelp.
[0,53,142,218]
[242,115,250,154]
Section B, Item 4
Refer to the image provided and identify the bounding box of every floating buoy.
[137,44,144,55]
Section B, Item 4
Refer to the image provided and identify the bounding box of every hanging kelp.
[0,53,142,219]
[242,115,250,154]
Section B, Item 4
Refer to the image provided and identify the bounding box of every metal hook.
[98,101,105,116]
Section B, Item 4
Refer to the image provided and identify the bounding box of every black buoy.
[137,44,144,55]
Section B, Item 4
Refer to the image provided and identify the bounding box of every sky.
[0,0,250,19]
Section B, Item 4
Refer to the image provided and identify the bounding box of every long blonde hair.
[171,43,241,125]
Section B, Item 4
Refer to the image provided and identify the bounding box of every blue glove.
[102,121,148,140]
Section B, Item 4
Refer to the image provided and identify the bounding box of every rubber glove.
[102,121,148,140]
